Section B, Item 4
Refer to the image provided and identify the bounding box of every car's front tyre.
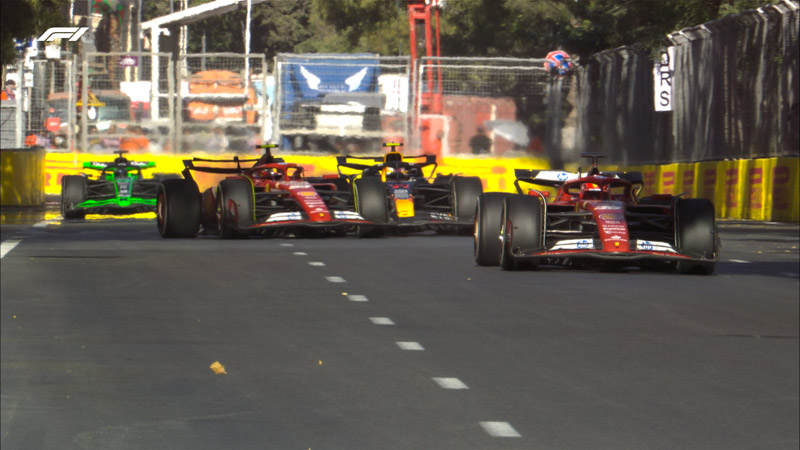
[61,175,87,219]
[157,179,200,238]
[474,192,511,266]
[675,198,717,275]
[500,195,543,270]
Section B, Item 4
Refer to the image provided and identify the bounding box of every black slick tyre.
[451,176,483,235]
[157,179,200,238]
[675,198,717,275]
[354,177,387,238]
[500,195,543,270]
[217,178,254,238]
[474,192,511,266]
[61,175,87,219]
[451,176,483,220]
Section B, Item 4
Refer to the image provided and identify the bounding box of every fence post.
[167,57,175,153]
[15,61,23,148]
[81,59,88,152]
[66,56,75,151]
[175,55,183,153]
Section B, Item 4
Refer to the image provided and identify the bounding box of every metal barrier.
[575,1,799,165]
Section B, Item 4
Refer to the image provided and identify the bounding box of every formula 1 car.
[156,144,370,238]
[61,150,162,219]
[335,143,483,236]
[474,153,720,274]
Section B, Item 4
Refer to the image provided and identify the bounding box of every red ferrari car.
[156,145,370,238]
[474,153,720,274]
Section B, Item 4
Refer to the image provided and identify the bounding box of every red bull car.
[474,153,720,274]
[335,143,483,236]
[156,145,370,238]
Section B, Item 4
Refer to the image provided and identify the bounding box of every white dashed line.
[279,243,294,247]
[1,239,22,259]
[369,317,394,326]
[326,276,346,283]
[780,272,799,278]
[396,341,424,351]
[729,259,750,263]
[33,219,58,228]
[433,377,469,389]
[480,421,521,438]
[293,251,308,256]
[347,294,369,302]
[308,261,326,266]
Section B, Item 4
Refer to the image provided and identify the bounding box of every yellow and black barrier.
[1,146,46,206]
[42,153,798,222]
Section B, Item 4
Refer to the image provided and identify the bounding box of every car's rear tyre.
[61,175,87,219]
[675,198,717,275]
[354,177,387,238]
[500,195,543,270]
[218,178,254,238]
[474,192,511,266]
[157,179,200,238]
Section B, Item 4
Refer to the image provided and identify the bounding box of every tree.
[1,0,69,67]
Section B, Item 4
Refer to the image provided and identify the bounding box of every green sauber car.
[61,150,168,219]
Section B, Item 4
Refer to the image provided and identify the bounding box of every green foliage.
[1,0,69,67]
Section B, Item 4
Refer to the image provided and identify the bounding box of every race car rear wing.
[514,169,643,193]
[336,154,437,177]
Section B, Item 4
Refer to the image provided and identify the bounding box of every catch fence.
[176,53,268,153]
[413,57,567,160]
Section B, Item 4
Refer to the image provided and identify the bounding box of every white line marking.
[33,219,57,228]
[347,294,368,302]
[396,341,424,351]
[1,239,22,259]
[729,259,750,263]
[780,272,799,278]
[369,317,394,325]
[480,421,521,438]
[279,243,294,247]
[293,251,308,256]
[308,261,326,266]
[326,276,346,283]
[433,377,468,389]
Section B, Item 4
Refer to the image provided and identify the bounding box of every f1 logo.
[37,27,89,42]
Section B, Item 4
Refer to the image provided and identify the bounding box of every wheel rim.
[156,191,167,233]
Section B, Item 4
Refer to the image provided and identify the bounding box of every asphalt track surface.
[1,209,798,450]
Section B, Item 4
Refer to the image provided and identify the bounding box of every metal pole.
[15,61,23,147]
[150,27,159,121]
[81,58,88,152]
[245,0,252,91]
[66,56,74,151]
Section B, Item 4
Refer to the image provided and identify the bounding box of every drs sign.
[653,47,674,112]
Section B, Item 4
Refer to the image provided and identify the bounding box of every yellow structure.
[1,147,46,206]
[41,153,799,222]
